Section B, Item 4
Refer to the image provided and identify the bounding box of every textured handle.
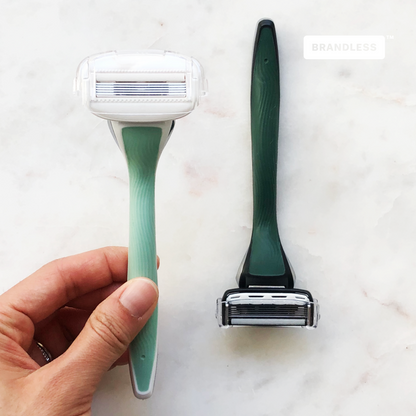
[248,20,286,278]
[122,125,164,399]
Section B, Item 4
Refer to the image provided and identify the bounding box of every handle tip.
[129,346,158,400]
[256,18,276,30]
[129,363,156,400]
[132,387,154,400]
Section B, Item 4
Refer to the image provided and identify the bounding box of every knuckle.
[88,309,131,355]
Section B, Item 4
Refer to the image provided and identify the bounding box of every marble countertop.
[1,1,416,415]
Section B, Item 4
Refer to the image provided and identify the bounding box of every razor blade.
[75,50,207,122]
[216,288,319,328]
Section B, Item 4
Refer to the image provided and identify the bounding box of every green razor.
[217,20,320,328]
[76,50,206,398]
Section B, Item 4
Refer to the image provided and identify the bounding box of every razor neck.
[109,120,174,161]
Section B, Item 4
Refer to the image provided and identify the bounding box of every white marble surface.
[1,0,416,415]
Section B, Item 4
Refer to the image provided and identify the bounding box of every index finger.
[0,247,130,351]
[1,246,128,325]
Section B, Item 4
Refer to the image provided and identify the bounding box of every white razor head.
[75,50,207,122]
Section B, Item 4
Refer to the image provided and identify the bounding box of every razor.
[75,50,206,398]
[216,20,319,328]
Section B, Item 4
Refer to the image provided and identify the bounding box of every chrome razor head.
[75,50,207,122]
[216,288,319,328]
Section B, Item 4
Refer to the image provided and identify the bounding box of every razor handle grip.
[241,19,294,288]
[122,125,164,399]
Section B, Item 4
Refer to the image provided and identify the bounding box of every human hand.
[0,246,159,416]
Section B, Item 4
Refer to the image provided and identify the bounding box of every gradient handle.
[239,20,294,289]
[121,123,171,399]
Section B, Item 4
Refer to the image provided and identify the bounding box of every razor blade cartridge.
[75,50,207,122]
[216,288,319,328]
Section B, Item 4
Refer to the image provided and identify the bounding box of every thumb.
[59,277,159,389]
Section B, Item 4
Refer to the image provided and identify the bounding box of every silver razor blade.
[216,290,319,328]
[95,81,187,98]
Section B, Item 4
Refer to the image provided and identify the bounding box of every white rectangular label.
[304,36,385,60]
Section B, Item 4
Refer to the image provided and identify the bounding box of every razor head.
[75,50,207,122]
[216,288,319,328]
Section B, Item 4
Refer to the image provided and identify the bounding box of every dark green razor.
[216,19,320,328]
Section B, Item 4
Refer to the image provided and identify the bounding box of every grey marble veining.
[1,1,416,415]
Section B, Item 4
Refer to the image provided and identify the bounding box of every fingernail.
[119,278,158,318]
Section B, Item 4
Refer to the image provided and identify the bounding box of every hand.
[0,246,159,416]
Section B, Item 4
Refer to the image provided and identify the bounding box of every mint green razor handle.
[110,120,174,399]
[76,48,206,397]
[238,19,295,289]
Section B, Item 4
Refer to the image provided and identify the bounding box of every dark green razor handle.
[239,20,294,289]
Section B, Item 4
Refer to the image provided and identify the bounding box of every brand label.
[304,36,385,59]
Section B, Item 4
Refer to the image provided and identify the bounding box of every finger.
[34,316,72,360]
[33,307,90,361]
[36,308,130,368]
[56,307,90,341]
[67,256,159,310]
[34,309,131,369]
[110,349,130,369]
[0,247,128,349]
[46,277,158,391]
[34,305,92,359]
[27,341,47,367]
[66,283,123,311]
[3,246,128,323]
[27,340,52,367]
